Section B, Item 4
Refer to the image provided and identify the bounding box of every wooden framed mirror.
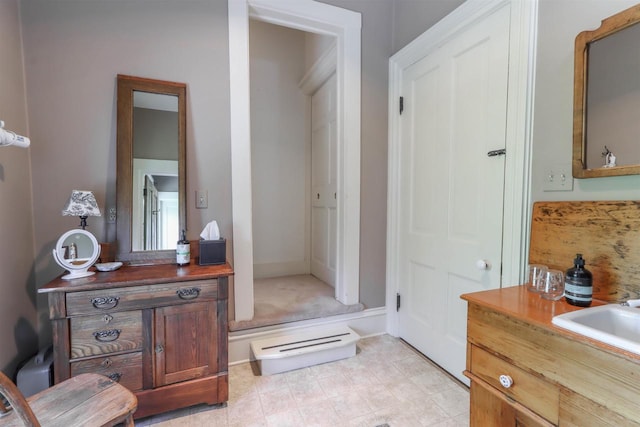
[116,75,186,264]
[573,4,640,178]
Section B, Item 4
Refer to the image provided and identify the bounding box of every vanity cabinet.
[39,263,233,419]
[462,286,640,427]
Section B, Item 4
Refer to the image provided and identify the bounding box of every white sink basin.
[552,304,640,355]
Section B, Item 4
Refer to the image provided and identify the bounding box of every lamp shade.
[61,190,101,217]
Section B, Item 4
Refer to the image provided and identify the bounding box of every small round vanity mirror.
[52,229,101,280]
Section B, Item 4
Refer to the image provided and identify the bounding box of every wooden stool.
[0,372,137,427]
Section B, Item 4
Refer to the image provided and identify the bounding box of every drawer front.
[470,345,559,424]
[70,352,143,391]
[70,310,143,358]
[66,279,218,316]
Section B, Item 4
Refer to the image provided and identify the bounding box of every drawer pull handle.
[91,296,120,310]
[93,329,121,342]
[176,287,201,300]
[499,374,513,389]
[107,372,122,383]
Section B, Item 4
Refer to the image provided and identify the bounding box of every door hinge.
[399,96,404,115]
[396,293,401,311]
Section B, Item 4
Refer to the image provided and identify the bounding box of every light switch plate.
[543,163,573,192]
[196,190,208,209]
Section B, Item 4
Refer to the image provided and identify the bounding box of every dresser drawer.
[70,310,143,358]
[66,279,218,315]
[470,345,559,424]
[71,352,143,391]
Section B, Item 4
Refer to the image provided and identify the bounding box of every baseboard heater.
[250,326,360,375]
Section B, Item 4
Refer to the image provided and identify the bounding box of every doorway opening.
[228,0,362,323]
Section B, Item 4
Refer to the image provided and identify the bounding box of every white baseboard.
[228,307,387,366]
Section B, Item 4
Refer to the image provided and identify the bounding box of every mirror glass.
[116,75,186,263]
[573,4,640,178]
[132,91,180,251]
[61,232,97,267]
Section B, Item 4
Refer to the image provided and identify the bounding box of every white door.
[144,175,159,251]
[397,4,510,384]
[310,74,337,287]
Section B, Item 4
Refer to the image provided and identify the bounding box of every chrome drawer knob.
[499,374,513,388]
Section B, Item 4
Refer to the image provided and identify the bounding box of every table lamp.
[61,190,101,229]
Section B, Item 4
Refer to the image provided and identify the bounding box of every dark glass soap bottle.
[176,229,190,266]
[564,253,592,307]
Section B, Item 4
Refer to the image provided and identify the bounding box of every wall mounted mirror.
[573,4,640,178]
[116,75,186,263]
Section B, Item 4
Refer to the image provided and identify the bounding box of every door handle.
[476,260,490,270]
[487,148,506,157]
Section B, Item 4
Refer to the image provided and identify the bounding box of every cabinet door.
[470,379,554,427]
[154,301,218,387]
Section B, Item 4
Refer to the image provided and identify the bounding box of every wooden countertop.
[462,285,640,362]
[39,262,234,293]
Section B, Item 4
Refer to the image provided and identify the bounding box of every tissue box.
[199,238,226,265]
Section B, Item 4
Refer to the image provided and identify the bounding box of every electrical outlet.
[196,190,208,209]
[107,207,116,223]
[543,163,574,192]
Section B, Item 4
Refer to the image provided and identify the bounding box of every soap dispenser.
[564,253,592,307]
[176,229,190,266]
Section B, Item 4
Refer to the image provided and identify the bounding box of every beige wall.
[532,0,640,202]
[11,0,638,365]
[249,21,308,277]
[20,0,232,340]
[0,0,37,377]
[390,0,465,53]
[12,1,410,345]
[17,0,411,326]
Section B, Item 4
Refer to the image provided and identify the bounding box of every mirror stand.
[52,229,101,280]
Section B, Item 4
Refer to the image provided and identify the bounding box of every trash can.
[16,346,53,397]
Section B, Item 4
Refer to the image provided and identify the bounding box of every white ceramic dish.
[95,262,123,272]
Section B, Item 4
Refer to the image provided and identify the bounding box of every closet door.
[397,3,510,384]
[310,74,337,287]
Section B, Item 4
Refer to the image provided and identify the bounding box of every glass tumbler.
[527,264,547,293]
[540,269,565,300]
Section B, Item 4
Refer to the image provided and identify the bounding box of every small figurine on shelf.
[602,146,617,168]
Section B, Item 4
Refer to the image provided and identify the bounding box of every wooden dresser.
[462,284,640,426]
[39,262,233,419]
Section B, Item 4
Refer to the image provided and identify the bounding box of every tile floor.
[137,334,470,427]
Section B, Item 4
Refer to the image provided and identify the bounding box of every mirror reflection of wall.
[62,233,93,264]
[132,91,179,251]
[585,21,640,169]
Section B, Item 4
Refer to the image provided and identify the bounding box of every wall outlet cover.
[543,163,574,192]
[196,190,208,209]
